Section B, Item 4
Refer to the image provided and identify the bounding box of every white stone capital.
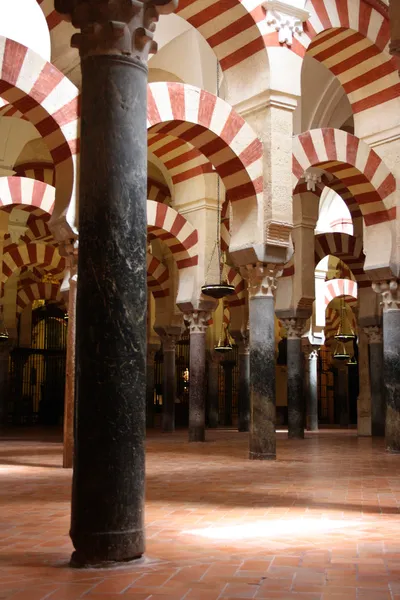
[304,167,323,192]
[281,317,307,340]
[372,280,400,312]
[263,0,309,47]
[242,262,283,299]
[184,310,211,334]
[364,325,383,344]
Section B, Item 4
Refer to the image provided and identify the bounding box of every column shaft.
[287,337,304,438]
[370,341,385,436]
[222,362,234,426]
[207,355,219,428]
[238,348,250,432]
[249,294,276,459]
[63,273,77,469]
[307,351,318,431]
[71,55,147,566]
[146,350,156,429]
[337,366,349,427]
[162,345,176,432]
[189,329,207,441]
[383,309,400,451]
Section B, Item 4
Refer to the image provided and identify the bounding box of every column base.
[238,425,250,433]
[307,425,318,432]
[249,451,276,460]
[386,446,400,454]
[70,530,144,568]
[372,425,385,437]
[288,432,304,439]
[189,427,205,442]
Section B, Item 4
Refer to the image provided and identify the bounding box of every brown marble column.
[243,263,282,460]
[63,243,78,469]
[185,311,210,442]
[161,333,178,432]
[281,318,306,439]
[55,0,178,567]
[373,281,400,452]
[207,350,220,428]
[221,360,234,426]
[237,333,250,432]
[364,325,384,437]
[0,341,10,427]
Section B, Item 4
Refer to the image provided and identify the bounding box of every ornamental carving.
[281,318,306,340]
[161,333,179,353]
[54,0,178,60]
[263,0,309,47]
[184,310,210,334]
[364,325,383,344]
[242,262,283,299]
[372,280,400,312]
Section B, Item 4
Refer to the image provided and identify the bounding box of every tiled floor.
[1,429,400,599]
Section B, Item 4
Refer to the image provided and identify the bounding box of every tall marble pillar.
[146,347,157,429]
[238,334,250,432]
[56,0,177,567]
[63,244,78,469]
[308,348,319,431]
[161,334,178,432]
[373,281,400,452]
[186,311,210,442]
[364,326,384,436]
[207,350,220,428]
[282,318,306,439]
[221,361,234,426]
[0,342,10,427]
[337,365,349,427]
[244,263,282,460]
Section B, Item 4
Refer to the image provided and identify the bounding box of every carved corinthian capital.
[281,318,306,340]
[364,325,383,344]
[184,310,210,334]
[372,280,400,312]
[54,0,178,60]
[241,262,283,300]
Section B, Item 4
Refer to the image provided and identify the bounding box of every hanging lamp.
[201,59,234,301]
[334,298,356,342]
[333,340,350,361]
[347,355,357,366]
[214,303,234,354]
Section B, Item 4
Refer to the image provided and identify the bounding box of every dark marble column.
[306,347,319,431]
[337,365,349,427]
[186,311,210,442]
[0,342,10,427]
[146,347,157,429]
[161,334,178,432]
[373,281,400,452]
[244,263,282,460]
[56,0,178,568]
[221,361,234,426]
[207,350,220,428]
[238,335,250,432]
[282,319,306,439]
[364,326,384,437]
[63,245,78,469]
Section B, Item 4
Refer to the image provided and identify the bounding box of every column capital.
[372,279,400,311]
[281,317,307,340]
[303,343,319,360]
[364,325,383,344]
[241,262,283,300]
[160,332,179,352]
[184,310,211,334]
[147,346,158,364]
[55,0,178,60]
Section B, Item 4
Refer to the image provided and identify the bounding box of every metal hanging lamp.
[201,59,234,301]
[333,340,350,361]
[214,304,234,354]
[347,355,357,366]
[0,307,8,342]
[334,298,356,342]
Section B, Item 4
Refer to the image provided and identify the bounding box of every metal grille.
[8,304,67,426]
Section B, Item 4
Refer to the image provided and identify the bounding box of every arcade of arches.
[3,0,400,597]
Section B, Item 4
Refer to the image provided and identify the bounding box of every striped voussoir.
[0,36,79,216]
[293,128,396,226]
[296,0,398,116]
[14,163,56,187]
[324,277,357,306]
[226,267,246,307]
[147,82,263,209]
[328,217,353,234]
[147,178,171,204]
[0,177,55,214]
[16,282,62,315]
[1,243,65,288]
[221,200,230,252]
[147,200,198,270]
[314,232,370,287]
[147,253,170,299]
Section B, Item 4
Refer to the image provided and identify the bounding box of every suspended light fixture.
[333,340,350,361]
[214,303,234,354]
[0,308,8,342]
[334,298,356,342]
[64,313,69,321]
[347,355,357,366]
[201,59,234,301]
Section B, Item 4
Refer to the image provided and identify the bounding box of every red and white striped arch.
[293,128,396,226]
[147,82,263,212]
[295,1,398,118]
[315,232,369,287]
[0,177,54,215]
[16,282,63,315]
[0,37,79,221]
[14,163,55,187]
[1,243,65,288]
[147,200,198,270]
[226,267,246,308]
[324,278,357,306]
[147,178,171,204]
[147,253,170,299]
